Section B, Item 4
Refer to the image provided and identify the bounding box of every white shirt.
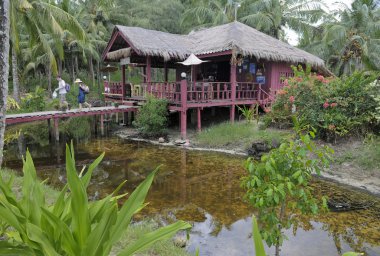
[57,80,67,95]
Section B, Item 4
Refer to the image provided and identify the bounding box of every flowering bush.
[266,66,379,141]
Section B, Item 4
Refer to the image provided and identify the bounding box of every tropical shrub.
[20,86,46,112]
[0,143,190,255]
[242,127,333,256]
[134,96,168,137]
[267,66,379,141]
[237,104,259,124]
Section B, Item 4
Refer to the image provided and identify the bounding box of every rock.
[172,235,188,248]
[174,139,186,145]
[158,137,165,143]
[247,140,273,158]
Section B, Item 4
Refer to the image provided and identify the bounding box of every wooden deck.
[6,106,137,125]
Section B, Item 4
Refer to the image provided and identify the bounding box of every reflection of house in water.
[102,22,330,138]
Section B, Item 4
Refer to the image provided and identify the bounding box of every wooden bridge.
[5,106,137,141]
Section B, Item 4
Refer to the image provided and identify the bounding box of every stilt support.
[230,105,235,123]
[100,114,105,136]
[53,118,59,142]
[197,108,201,132]
[181,110,187,139]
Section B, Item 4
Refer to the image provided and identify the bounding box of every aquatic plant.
[0,143,190,255]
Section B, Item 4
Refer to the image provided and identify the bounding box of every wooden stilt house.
[102,21,329,138]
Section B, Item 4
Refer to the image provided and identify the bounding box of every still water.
[3,133,380,256]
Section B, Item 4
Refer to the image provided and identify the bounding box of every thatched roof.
[108,21,325,69]
[106,47,131,60]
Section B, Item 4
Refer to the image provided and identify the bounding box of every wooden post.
[47,119,52,142]
[230,57,237,123]
[197,107,201,132]
[53,118,59,142]
[115,112,119,124]
[121,65,126,99]
[146,56,151,94]
[123,112,128,126]
[180,79,188,139]
[100,114,105,136]
[164,62,168,82]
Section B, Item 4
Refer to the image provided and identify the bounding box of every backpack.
[65,83,71,92]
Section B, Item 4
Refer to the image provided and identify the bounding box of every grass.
[335,136,380,171]
[0,168,191,256]
[195,121,291,148]
[111,220,190,256]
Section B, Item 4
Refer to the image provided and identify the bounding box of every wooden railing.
[105,81,270,104]
[142,82,182,103]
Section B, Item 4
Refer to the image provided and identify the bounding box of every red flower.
[277,89,287,95]
[316,75,324,82]
[330,103,338,108]
[323,102,329,108]
[284,79,289,86]
[289,96,295,103]
[322,79,329,84]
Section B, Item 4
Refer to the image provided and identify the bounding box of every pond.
[3,129,380,256]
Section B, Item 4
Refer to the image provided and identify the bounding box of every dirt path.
[115,128,380,196]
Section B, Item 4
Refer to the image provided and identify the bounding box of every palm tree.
[240,0,327,39]
[301,0,380,75]
[0,0,11,167]
[10,0,86,95]
[181,0,237,31]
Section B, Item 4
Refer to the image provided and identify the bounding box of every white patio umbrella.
[178,53,208,83]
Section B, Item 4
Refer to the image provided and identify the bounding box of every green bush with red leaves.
[266,66,379,141]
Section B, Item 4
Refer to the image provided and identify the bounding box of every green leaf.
[105,167,160,255]
[26,223,60,256]
[118,221,191,256]
[266,189,273,197]
[65,144,90,251]
[251,215,266,256]
[342,252,364,256]
[0,241,34,256]
[82,152,105,189]
[84,204,118,256]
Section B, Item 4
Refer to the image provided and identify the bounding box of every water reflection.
[3,133,380,256]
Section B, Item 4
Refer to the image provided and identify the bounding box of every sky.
[286,0,355,45]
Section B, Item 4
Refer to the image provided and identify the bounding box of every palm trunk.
[47,64,52,96]
[89,55,95,87]
[0,0,11,167]
[12,46,20,103]
[96,59,100,93]
[58,58,62,76]
[74,55,79,76]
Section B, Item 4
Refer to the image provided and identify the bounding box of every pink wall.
[268,62,294,93]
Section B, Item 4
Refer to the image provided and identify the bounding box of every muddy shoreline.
[115,128,380,196]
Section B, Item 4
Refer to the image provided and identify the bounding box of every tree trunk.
[275,201,286,256]
[89,55,95,87]
[74,54,79,77]
[96,59,100,93]
[58,58,62,76]
[47,64,52,96]
[0,0,11,167]
[11,46,20,103]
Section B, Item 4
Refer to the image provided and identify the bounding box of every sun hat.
[74,78,83,83]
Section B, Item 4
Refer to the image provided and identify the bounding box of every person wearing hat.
[54,76,68,110]
[74,78,91,110]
